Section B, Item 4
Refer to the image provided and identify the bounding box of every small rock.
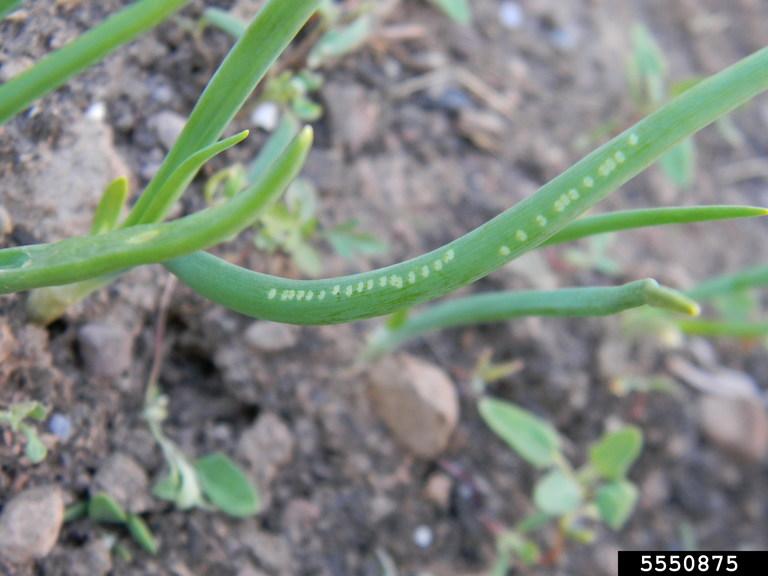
[0,206,12,239]
[150,110,186,150]
[413,525,434,549]
[93,453,151,514]
[499,2,524,29]
[424,472,453,509]
[368,354,459,458]
[48,413,73,442]
[594,544,620,576]
[67,537,113,576]
[457,108,505,152]
[697,395,768,463]
[244,322,300,352]
[251,102,280,132]
[0,322,14,365]
[85,102,107,122]
[237,413,295,492]
[78,322,134,378]
[324,82,381,153]
[640,469,669,509]
[0,485,64,564]
[239,528,294,576]
[238,565,270,576]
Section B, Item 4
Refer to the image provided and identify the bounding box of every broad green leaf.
[127,514,159,554]
[595,480,638,530]
[88,493,128,524]
[533,470,583,516]
[428,0,472,25]
[195,452,261,518]
[589,426,643,480]
[478,398,561,469]
[659,138,696,188]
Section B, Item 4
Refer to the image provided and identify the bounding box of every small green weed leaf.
[428,0,472,25]
[327,220,388,260]
[659,138,696,188]
[9,401,49,426]
[596,480,639,530]
[629,24,667,105]
[153,459,204,511]
[195,452,261,518]
[127,514,159,555]
[292,95,323,121]
[562,519,597,544]
[91,177,129,235]
[88,493,128,524]
[21,425,47,464]
[478,398,561,469]
[152,474,180,502]
[533,470,583,516]
[589,426,643,480]
[63,501,88,523]
[308,14,374,68]
[202,7,247,39]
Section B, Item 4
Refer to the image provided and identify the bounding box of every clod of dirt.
[77,322,134,379]
[368,354,459,459]
[324,82,381,154]
[697,395,768,463]
[0,116,129,241]
[92,452,152,514]
[0,321,14,365]
[49,537,113,576]
[0,485,64,564]
[0,205,12,239]
[237,564,270,576]
[423,472,453,509]
[150,110,186,151]
[238,527,294,576]
[244,321,300,352]
[237,413,295,508]
[457,107,506,152]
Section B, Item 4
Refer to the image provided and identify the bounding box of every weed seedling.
[0,400,49,463]
[64,492,159,555]
[479,397,643,571]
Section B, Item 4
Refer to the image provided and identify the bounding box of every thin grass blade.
[0,0,190,125]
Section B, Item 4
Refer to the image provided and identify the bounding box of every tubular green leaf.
[0,0,22,21]
[544,205,768,246]
[686,264,768,300]
[124,0,321,226]
[677,319,768,338]
[0,0,191,125]
[202,8,247,39]
[0,128,312,293]
[139,130,250,224]
[166,47,768,324]
[366,280,698,356]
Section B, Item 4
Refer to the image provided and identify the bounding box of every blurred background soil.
[1,0,767,574]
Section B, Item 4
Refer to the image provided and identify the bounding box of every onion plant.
[0,0,767,340]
